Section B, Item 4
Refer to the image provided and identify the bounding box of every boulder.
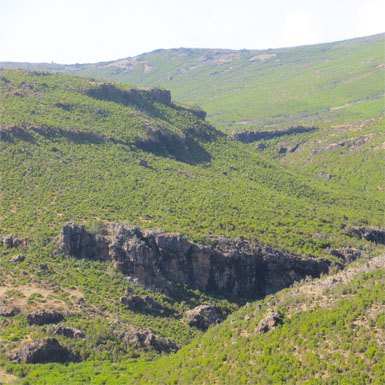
[26,309,65,325]
[10,254,25,263]
[8,338,73,363]
[115,325,178,353]
[120,294,166,315]
[185,304,223,329]
[255,142,267,151]
[0,307,19,317]
[255,310,282,333]
[318,171,334,180]
[49,324,85,338]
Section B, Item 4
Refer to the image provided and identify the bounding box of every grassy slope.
[9,33,381,203]
[0,42,384,383]
[1,69,382,256]
[1,35,383,202]
[36,33,384,132]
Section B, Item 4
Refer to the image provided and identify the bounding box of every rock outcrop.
[347,226,385,245]
[185,304,223,329]
[114,325,178,353]
[59,222,331,299]
[1,234,29,249]
[26,309,65,325]
[120,293,167,315]
[231,126,317,144]
[134,127,186,154]
[8,338,73,363]
[329,247,362,263]
[255,310,282,333]
[0,306,19,317]
[59,222,108,259]
[86,83,171,107]
[49,324,85,338]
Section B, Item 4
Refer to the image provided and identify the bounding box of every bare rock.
[288,142,302,153]
[59,222,331,299]
[10,254,25,263]
[8,338,73,363]
[255,310,282,333]
[231,126,317,144]
[59,222,108,259]
[318,171,334,180]
[26,310,65,325]
[120,294,166,315]
[255,142,267,151]
[329,247,362,262]
[347,226,385,245]
[185,304,223,329]
[0,306,19,317]
[115,325,178,353]
[49,324,85,338]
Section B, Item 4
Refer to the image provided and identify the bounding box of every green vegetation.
[9,265,385,384]
[22,33,382,133]
[0,33,384,384]
[0,69,383,256]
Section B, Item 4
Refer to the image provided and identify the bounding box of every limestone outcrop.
[59,222,331,299]
[9,338,73,363]
[185,304,223,329]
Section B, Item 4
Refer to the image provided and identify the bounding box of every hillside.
[2,34,383,201]
[3,34,381,133]
[18,253,385,384]
[1,35,383,131]
[0,61,384,383]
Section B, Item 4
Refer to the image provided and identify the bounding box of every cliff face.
[86,83,171,107]
[231,126,317,144]
[59,223,331,298]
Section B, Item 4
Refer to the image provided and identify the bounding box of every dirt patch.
[249,53,276,61]
[0,367,17,383]
[0,283,84,312]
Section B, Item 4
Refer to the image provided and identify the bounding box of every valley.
[0,33,384,384]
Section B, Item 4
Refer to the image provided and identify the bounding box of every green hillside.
[19,255,385,385]
[2,69,382,255]
[0,32,384,384]
[25,33,382,133]
[3,34,382,201]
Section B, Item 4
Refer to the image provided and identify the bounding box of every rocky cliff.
[230,126,317,144]
[59,222,331,299]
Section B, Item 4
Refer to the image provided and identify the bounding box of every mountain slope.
[14,254,385,385]
[0,66,384,384]
[13,33,381,133]
[1,69,382,255]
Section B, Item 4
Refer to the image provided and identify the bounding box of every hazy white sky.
[0,0,384,64]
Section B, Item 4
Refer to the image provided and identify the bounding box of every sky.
[0,0,384,64]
